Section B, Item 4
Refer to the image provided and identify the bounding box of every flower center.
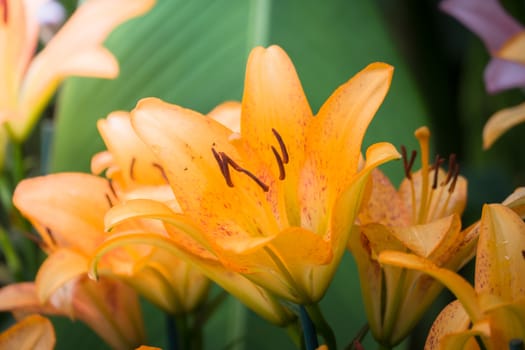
[211,128,289,191]
[401,127,460,224]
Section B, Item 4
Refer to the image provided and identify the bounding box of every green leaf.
[49,0,429,349]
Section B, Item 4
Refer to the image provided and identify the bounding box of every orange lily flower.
[4,173,146,350]
[91,110,209,315]
[94,45,400,306]
[379,202,525,350]
[348,126,473,346]
[0,314,54,350]
[0,0,155,142]
[89,108,294,325]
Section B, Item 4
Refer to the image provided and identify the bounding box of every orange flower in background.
[349,126,474,346]
[380,203,525,350]
[96,45,400,305]
[0,0,155,142]
[91,111,210,314]
[0,314,55,350]
[0,173,146,349]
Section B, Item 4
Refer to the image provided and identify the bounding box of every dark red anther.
[212,148,234,187]
[401,145,417,179]
[129,157,137,181]
[152,162,169,183]
[107,179,117,198]
[105,193,114,208]
[272,128,289,164]
[448,163,460,193]
[271,146,286,180]
[431,154,444,189]
[45,227,57,246]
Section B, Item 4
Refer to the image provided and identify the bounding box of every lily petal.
[207,100,241,133]
[425,300,471,350]
[475,204,525,301]
[0,282,58,315]
[0,314,55,350]
[72,276,145,350]
[96,111,167,187]
[502,187,525,218]
[498,32,525,64]
[131,98,280,242]
[359,169,411,227]
[13,173,111,252]
[11,0,156,140]
[482,101,525,149]
[484,58,525,94]
[300,63,394,233]
[35,248,87,303]
[440,0,523,53]
[89,232,293,325]
[378,251,482,322]
[241,46,312,219]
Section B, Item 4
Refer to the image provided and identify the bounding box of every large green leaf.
[50,0,428,349]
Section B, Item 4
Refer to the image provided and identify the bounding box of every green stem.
[305,303,337,350]
[175,313,189,350]
[10,140,24,184]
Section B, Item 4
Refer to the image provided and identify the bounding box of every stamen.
[129,157,137,181]
[441,154,456,186]
[400,145,417,179]
[271,146,286,180]
[448,164,460,193]
[105,193,114,208]
[222,153,270,192]
[431,155,444,189]
[415,127,431,224]
[45,227,57,246]
[107,179,117,198]
[272,128,289,163]
[212,148,269,192]
[212,148,234,187]
[152,162,169,183]
[521,250,525,260]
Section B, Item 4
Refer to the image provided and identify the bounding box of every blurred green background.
[6,0,525,349]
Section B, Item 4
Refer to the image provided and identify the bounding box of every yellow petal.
[72,277,145,350]
[0,282,38,311]
[304,62,394,196]
[90,232,293,325]
[13,173,111,252]
[300,61,395,233]
[97,111,167,186]
[378,251,482,322]
[482,101,525,149]
[136,346,162,350]
[11,0,155,140]
[439,322,488,350]
[359,169,411,227]
[348,224,405,339]
[35,248,88,303]
[241,45,312,218]
[104,198,213,254]
[502,187,525,218]
[475,204,525,301]
[498,31,525,64]
[425,300,471,350]
[0,314,55,350]
[390,214,463,263]
[207,100,241,133]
